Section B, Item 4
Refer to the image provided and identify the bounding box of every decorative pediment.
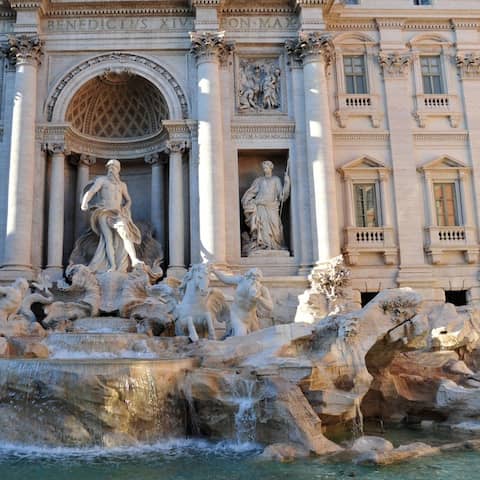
[338,155,387,174]
[417,155,469,173]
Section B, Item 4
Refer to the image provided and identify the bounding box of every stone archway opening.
[61,71,172,267]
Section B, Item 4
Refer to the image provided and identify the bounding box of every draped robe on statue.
[241,175,287,251]
[88,207,142,273]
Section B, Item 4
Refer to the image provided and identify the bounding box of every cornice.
[326,21,376,31]
[375,18,406,29]
[44,7,193,17]
[413,132,469,145]
[221,7,294,15]
[333,132,390,145]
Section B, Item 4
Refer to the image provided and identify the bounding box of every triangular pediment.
[339,155,386,173]
[418,155,468,172]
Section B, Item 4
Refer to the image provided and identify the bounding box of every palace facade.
[0,0,480,308]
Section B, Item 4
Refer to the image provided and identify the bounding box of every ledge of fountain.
[70,316,137,334]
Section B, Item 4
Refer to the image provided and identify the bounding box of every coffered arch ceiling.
[66,71,169,140]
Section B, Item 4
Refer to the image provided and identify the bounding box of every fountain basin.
[0,358,197,447]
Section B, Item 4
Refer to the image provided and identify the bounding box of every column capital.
[145,152,161,165]
[456,52,480,79]
[166,140,188,154]
[285,32,334,66]
[8,34,43,67]
[378,51,411,78]
[190,31,233,64]
[47,143,67,156]
[79,153,96,166]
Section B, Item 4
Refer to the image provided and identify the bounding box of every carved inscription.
[222,16,298,31]
[44,17,194,33]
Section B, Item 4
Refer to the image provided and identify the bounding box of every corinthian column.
[75,154,96,238]
[145,152,165,248]
[288,33,339,264]
[166,140,187,277]
[190,31,231,264]
[46,144,66,278]
[2,35,43,277]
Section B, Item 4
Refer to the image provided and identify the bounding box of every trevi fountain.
[0,160,480,479]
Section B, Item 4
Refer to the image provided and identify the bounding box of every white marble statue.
[42,264,101,330]
[174,263,228,342]
[80,159,142,273]
[241,160,290,253]
[213,267,273,337]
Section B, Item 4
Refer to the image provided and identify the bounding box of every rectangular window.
[354,184,378,227]
[421,56,443,94]
[434,183,458,226]
[343,55,367,94]
[344,0,360,4]
[414,0,432,5]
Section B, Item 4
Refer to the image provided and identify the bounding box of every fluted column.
[167,140,187,277]
[75,154,96,238]
[145,153,165,248]
[46,144,66,278]
[190,32,230,264]
[2,35,42,276]
[288,33,339,264]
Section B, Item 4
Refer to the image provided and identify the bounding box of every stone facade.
[0,0,480,304]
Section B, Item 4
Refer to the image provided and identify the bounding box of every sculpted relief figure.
[81,159,142,273]
[241,160,290,254]
[238,59,281,111]
[213,267,273,337]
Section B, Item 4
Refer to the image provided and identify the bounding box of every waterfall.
[352,396,364,438]
[230,377,258,445]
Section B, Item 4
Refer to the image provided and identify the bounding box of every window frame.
[354,182,380,227]
[433,181,461,227]
[343,54,368,95]
[420,55,444,95]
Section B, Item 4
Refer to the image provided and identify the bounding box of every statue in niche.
[241,160,290,254]
[212,267,273,337]
[80,159,143,273]
[238,59,281,111]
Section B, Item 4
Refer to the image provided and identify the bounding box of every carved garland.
[46,53,189,121]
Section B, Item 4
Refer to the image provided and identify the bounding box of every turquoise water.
[1,439,479,480]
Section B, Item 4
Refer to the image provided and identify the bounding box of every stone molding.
[162,120,192,140]
[456,52,480,79]
[333,132,390,146]
[46,52,189,121]
[9,1,44,10]
[286,32,334,65]
[378,51,411,78]
[190,31,233,64]
[231,122,295,140]
[413,132,469,145]
[8,34,43,66]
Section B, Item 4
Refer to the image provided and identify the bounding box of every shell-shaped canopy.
[66,72,169,139]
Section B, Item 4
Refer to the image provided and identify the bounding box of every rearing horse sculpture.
[174,263,228,342]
